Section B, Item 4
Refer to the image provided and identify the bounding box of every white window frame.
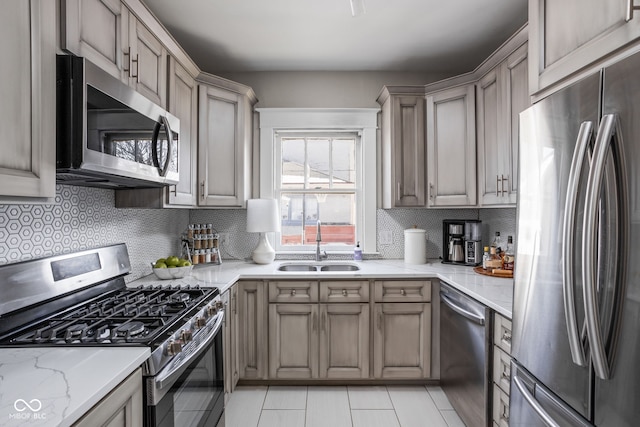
[256,108,379,255]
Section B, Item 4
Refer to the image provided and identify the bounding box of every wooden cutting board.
[473,266,513,278]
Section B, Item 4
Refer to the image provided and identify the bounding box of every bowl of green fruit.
[151,256,193,280]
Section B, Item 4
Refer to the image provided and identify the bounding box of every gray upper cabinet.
[62,0,167,107]
[426,85,477,207]
[0,0,56,201]
[477,43,529,206]
[198,77,257,208]
[61,0,126,80]
[530,0,640,95]
[378,88,427,208]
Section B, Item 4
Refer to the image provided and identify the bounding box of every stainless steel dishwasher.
[440,282,491,427]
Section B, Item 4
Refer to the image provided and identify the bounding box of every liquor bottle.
[490,231,503,255]
[482,246,490,270]
[486,247,503,270]
[504,236,515,271]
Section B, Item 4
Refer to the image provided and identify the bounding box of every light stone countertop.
[133,259,514,318]
[0,347,149,427]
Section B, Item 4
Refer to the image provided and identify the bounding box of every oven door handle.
[155,310,224,390]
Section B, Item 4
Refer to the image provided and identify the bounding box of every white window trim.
[256,108,379,254]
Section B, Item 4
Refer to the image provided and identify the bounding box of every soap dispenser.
[353,241,363,261]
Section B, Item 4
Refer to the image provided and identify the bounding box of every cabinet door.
[503,43,529,204]
[392,96,426,207]
[167,58,197,206]
[530,0,640,94]
[477,68,503,206]
[198,85,248,207]
[0,0,56,200]
[373,303,431,379]
[127,13,167,107]
[269,304,319,379]
[237,281,267,380]
[61,0,126,81]
[73,368,143,427]
[426,85,476,207]
[319,304,369,379]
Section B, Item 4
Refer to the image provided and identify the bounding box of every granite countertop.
[133,259,514,318]
[0,347,149,427]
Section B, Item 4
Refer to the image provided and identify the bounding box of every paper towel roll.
[404,228,427,264]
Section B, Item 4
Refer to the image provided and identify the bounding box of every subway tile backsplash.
[0,185,188,281]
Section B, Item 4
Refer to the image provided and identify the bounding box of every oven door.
[146,312,224,427]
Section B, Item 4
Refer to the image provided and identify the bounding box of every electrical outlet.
[379,230,393,245]
[219,233,230,247]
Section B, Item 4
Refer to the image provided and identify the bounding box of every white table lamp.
[246,199,281,264]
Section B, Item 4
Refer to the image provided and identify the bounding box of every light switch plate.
[379,230,393,245]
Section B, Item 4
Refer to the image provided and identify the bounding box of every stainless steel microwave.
[56,55,180,189]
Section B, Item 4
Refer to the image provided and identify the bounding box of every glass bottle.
[491,232,503,256]
[487,247,503,270]
[482,246,490,270]
[504,236,515,270]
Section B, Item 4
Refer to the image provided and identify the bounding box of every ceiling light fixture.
[350,0,366,17]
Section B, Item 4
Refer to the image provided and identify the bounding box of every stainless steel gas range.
[0,244,225,427]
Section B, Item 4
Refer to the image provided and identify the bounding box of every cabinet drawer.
[493,346,511,395]
[268,281,318,303]
[320,281,369,303]
[374,280,431,302]
[492,383,510,427]
[493,313,512,354]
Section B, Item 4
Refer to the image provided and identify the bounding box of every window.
[276,133,358,250]
[257,108,379,254]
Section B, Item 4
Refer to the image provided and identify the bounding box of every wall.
[0,185,189,281]
[220,71,453,108]
[190,207,517,261]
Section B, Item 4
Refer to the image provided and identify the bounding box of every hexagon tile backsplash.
[0,185,188,282]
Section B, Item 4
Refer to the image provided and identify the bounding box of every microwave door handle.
[562,120,593,367]
[582,113,624,381]
[159,116,173,177]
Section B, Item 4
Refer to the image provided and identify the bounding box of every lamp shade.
[246,199,281,233]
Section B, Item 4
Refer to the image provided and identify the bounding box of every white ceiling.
[144,0,528,75]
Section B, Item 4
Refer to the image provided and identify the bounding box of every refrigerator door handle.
[582,113,622,380]
[513,376,561,427]
[562,120,593,367]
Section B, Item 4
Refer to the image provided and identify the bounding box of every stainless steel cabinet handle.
[513,376,560,427]
[627,0,640,21]
[123,50,130,74]
[583,114,623,380]
[562,120,593,367]
[200,182,205,199]
[500,175,508,196]
[397,182,401,197]
[429,183,434,201]
[131,54,139,82]
[496,175,500,196]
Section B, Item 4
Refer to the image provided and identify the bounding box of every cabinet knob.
[502,331,512,343]
[400,289,406,296]
[290,289,296,296]
[342,289,348,297]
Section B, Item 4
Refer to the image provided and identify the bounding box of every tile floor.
[224,385,466,427]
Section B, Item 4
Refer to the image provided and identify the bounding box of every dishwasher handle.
[441,293,485,326]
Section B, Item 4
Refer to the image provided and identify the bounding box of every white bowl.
[151,264,193,280]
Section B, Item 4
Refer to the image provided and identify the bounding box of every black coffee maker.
[442,220,465,264]
[442,219,482,265]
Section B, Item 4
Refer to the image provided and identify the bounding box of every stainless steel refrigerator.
[511,49,640,426]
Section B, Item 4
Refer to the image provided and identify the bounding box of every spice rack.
[182,223,222,265]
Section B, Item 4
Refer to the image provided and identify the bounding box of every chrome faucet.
[315,221,328,261]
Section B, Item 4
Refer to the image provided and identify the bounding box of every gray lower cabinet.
[268,280,370,379]
[0,0,56,200]
[373,280,432,379]
[73,368,143,427]
[491,313,512,427]
[237,281,268,380]
[373,302,431,379]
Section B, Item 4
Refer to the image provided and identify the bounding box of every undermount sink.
[319,264,360,272]
[277,263,360,272]
[277,264,318,272]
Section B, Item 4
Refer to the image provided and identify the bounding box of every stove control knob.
[165,339,183,356]
[207,304,218,317]
[194,316,207,329]
[180,329,193,343]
